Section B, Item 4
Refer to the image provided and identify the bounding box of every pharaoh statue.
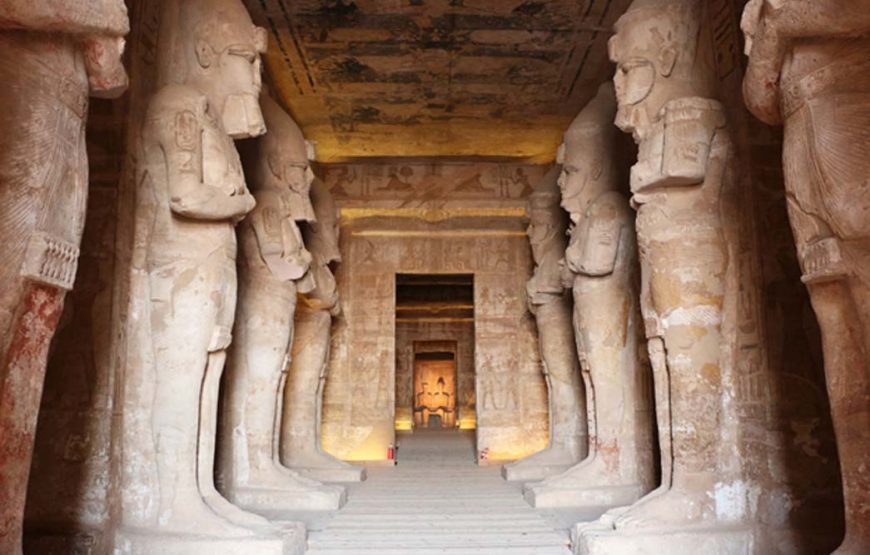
[281,178,365,482]
[743,2,870,552]
[523,83,654,510]
[0,2,128,552]
[116,1,301,553]
[575,0,752,553]
[502,168,587,481]
[574,0,751,552]
[218,94,346,511]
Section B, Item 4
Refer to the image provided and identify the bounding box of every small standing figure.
[743,2,870,553]
[281,179,365,482]
[0,2,128,553]
[524,83,654,510]
[502,168,587,481]
[219,95,345,511]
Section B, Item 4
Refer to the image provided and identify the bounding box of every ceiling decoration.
[244,0,631,162]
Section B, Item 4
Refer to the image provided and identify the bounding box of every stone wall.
[320,161,551,461]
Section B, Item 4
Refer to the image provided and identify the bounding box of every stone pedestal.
[572,520,754,555]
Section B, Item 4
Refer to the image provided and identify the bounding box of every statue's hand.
[264,253,308,281]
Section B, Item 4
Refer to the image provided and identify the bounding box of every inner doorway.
[395,273,475,432]
[414,349,457,429]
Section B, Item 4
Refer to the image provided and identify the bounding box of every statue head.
[527,167,567,265]
[255,94,316,222]
[557,83,618,222]
[608,0,716,140]
[160,0,268,138]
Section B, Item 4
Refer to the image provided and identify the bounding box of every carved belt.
[20,232,80,291]
[782,57,870,118]
[799,237,847,284]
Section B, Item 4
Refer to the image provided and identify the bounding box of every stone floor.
[302,429,576,554]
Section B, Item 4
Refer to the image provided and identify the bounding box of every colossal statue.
[523,83,654,509]
[743,2,870,552]
[281,178,366,482]
[573,0,752,552]
[218,95,346,511]
[502,168,587,481]
[115,1,300,553]
[0,2,128,552]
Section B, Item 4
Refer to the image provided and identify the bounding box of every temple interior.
[1,0,869,554]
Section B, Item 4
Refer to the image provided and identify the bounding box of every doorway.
[394,273,475,432]
[414,349,457,429]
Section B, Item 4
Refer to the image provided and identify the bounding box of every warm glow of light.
[459,418,477,430]
[394,419,414,431]
[340,207,527,223]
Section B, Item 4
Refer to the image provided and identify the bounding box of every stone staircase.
[305,430,572,555]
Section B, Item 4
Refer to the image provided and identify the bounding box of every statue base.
[524,482,644,509]
[113,522,305,555]
[230,483,346,512]
[296,465,367,483]
[572,520,754,555]
[502,462,573,481]
[501,445,582,481]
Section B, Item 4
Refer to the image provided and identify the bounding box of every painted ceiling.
[243,0,632,162]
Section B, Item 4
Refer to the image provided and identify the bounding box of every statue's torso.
[142,86,244,268]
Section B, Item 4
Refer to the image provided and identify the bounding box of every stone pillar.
[743,3,870,553]
[502,168,587,481]
[281,178,365,482]
[218,94,345,512]
[113,1,302,553]
[0,3,128,553]
[573,1,754,552]
[524,83,655,510]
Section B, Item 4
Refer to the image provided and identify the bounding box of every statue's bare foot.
[270,461,324,487]
[160,494,255,538]
[614,484,716,530]
[534,453,611,489]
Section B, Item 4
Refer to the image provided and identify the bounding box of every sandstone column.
[743,3,870,553]
[114,1,300,553]
[573,1,753,552]
[524,83,654,509]
[0,3,128,553]
[218,94,346,511]
[281,178,366,482]
[502,168,587,481]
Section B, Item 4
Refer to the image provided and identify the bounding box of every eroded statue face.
[196,25,268,138]
[557,146,603,222]
[609,13,678,141]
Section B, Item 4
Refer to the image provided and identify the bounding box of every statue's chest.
[202,116,244,188]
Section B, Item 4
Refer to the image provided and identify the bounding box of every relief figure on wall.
[743,2,870,552]
[116,1,297,552]
[524,83,654,510]
[502,168,587,481]
[0,2,128,552]
[281,178,366,482]
[218,95,345,511]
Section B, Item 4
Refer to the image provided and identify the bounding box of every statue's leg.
[150,270,252,536]
[809,275,870,555]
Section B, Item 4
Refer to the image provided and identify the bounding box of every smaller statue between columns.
[218,94,346,512]
[743,2,870,553]
[502,168,587,481]
[280,178,366,482]
[0,2,128,553]
[524,83,654,510]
